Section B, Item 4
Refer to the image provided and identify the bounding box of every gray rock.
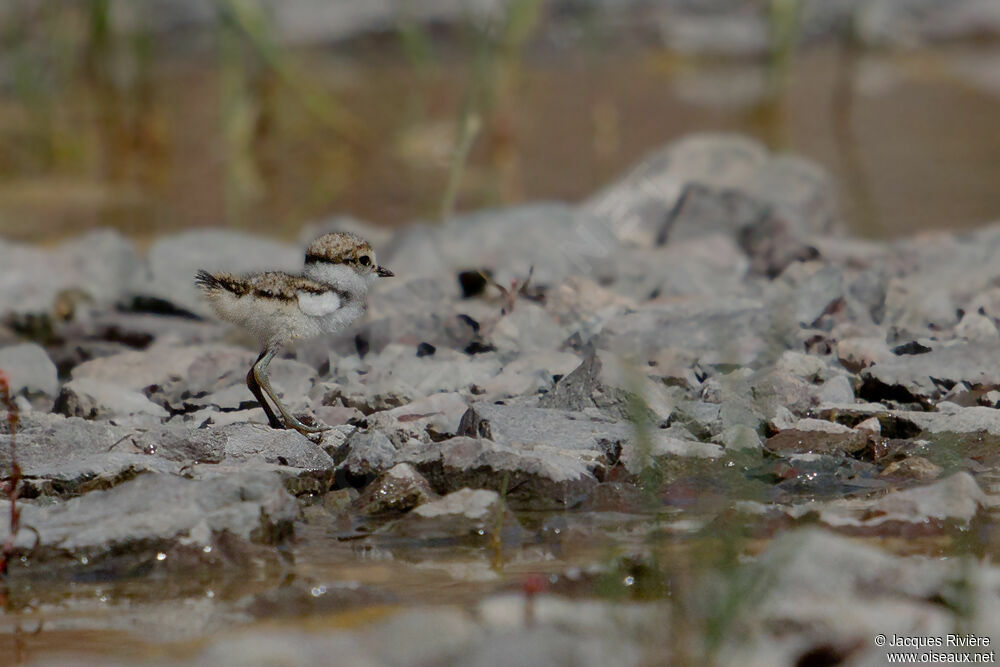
[836,336,893,372]
[54,378,169,420]
[539,351,674,425]
[0,229,141,316]
[334,429,397,481]
[367,392,469,446]
[0,415,176,497]
[399,436,604,509]
[382,488,521,542]
[1,470,297,566]
[596,298,777,366]
[208,423,335,470]
[815,374,855,404]
[324,345,502,413]
[0,342,59,397]
[478,351,581,401]
[458,402,630,456]
[584,133,839,249]
[955,311,999,342]
[353,463,438,515]
[860,342,1000,403]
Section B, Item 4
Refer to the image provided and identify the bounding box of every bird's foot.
[283,413,332,439]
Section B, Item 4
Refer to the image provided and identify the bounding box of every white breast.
[297,290,341,317]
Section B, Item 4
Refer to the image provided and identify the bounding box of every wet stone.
[764,428,871,457]
[0,470,297,567]
[353,463,438,515]
[381,487,523,544]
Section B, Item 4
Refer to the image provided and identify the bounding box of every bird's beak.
[376,265,394,277]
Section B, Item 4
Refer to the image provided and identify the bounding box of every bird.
[195,232,393,437]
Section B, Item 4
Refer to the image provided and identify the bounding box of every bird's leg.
[247,350,283,429]
[253,346,331,435]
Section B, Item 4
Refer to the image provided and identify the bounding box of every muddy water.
[1,41,999,244]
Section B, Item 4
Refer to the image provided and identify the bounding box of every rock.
[136,229,302,316]
[54,378,169,420]
[208,423,335,471]
[367,392,469,446]
[622,431,724,472]
[0,229,141,316]
[713,424,762,452]
[457,402,630,456]
[489,303,568,357]
[0,470,297,567]
[324,345,502,413]
[545,276,635,326]
[859,342,1000,404]
[353,463,437,515]
[398,436,605,509]
[814,472,994,528]
[478,351,581,401]
[382,488,521,542]
[71,344,251,393]
[815,375,855,404]
[955,311,999,342]
[880,456,942,481]
[334,429,397,483]
[539,351,674,425]
[0,342,59,397]
[836,336,893,373]
[764,428,870,457]
[596,299,775,367]
[584,134,839,248]
[773,261,845,328]
[0,415,176,497]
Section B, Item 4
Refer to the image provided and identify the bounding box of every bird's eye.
[359,256,371,266]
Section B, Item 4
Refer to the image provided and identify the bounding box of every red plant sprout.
[522,573,549,628]
[0,369,21,579]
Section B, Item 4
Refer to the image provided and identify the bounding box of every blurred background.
[1,0,999,245]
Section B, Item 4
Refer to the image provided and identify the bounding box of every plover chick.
[195,232,393,437]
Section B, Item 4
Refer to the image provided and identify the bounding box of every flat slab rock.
[0,470,297,565]
[0,417,337,498]
[398,436,606,509]
[860,342,1000,402]
[457,402,631,456]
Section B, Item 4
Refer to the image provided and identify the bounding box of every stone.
[713,424,762,452]
[488,302,568,357]
[880,456,942,481]
[814,472,994,528]
[334,429,397,482]
[54,378,169,420]
[859,342,1000,404]
[623,431,724,472]
[0,415,177,497]
[0,342,59,397]
[955,311,999,342]
[382,488,521,542]
[0,229,141,316]
[353,463,438,515]
[836,336,893,373]
[478,351,581,401]
[815,375,854,404]
[0,470,297,566]
[367,392,469,446]
[539,351,674,425]
[324,344,502,413]
[764,428,870,457]
[457,402,630,456]
[398,436,604,509]
[596,299,776,367]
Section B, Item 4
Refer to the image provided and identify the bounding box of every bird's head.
[304,232,393,288]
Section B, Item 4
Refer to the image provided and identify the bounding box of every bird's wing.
[297,289,342,316]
